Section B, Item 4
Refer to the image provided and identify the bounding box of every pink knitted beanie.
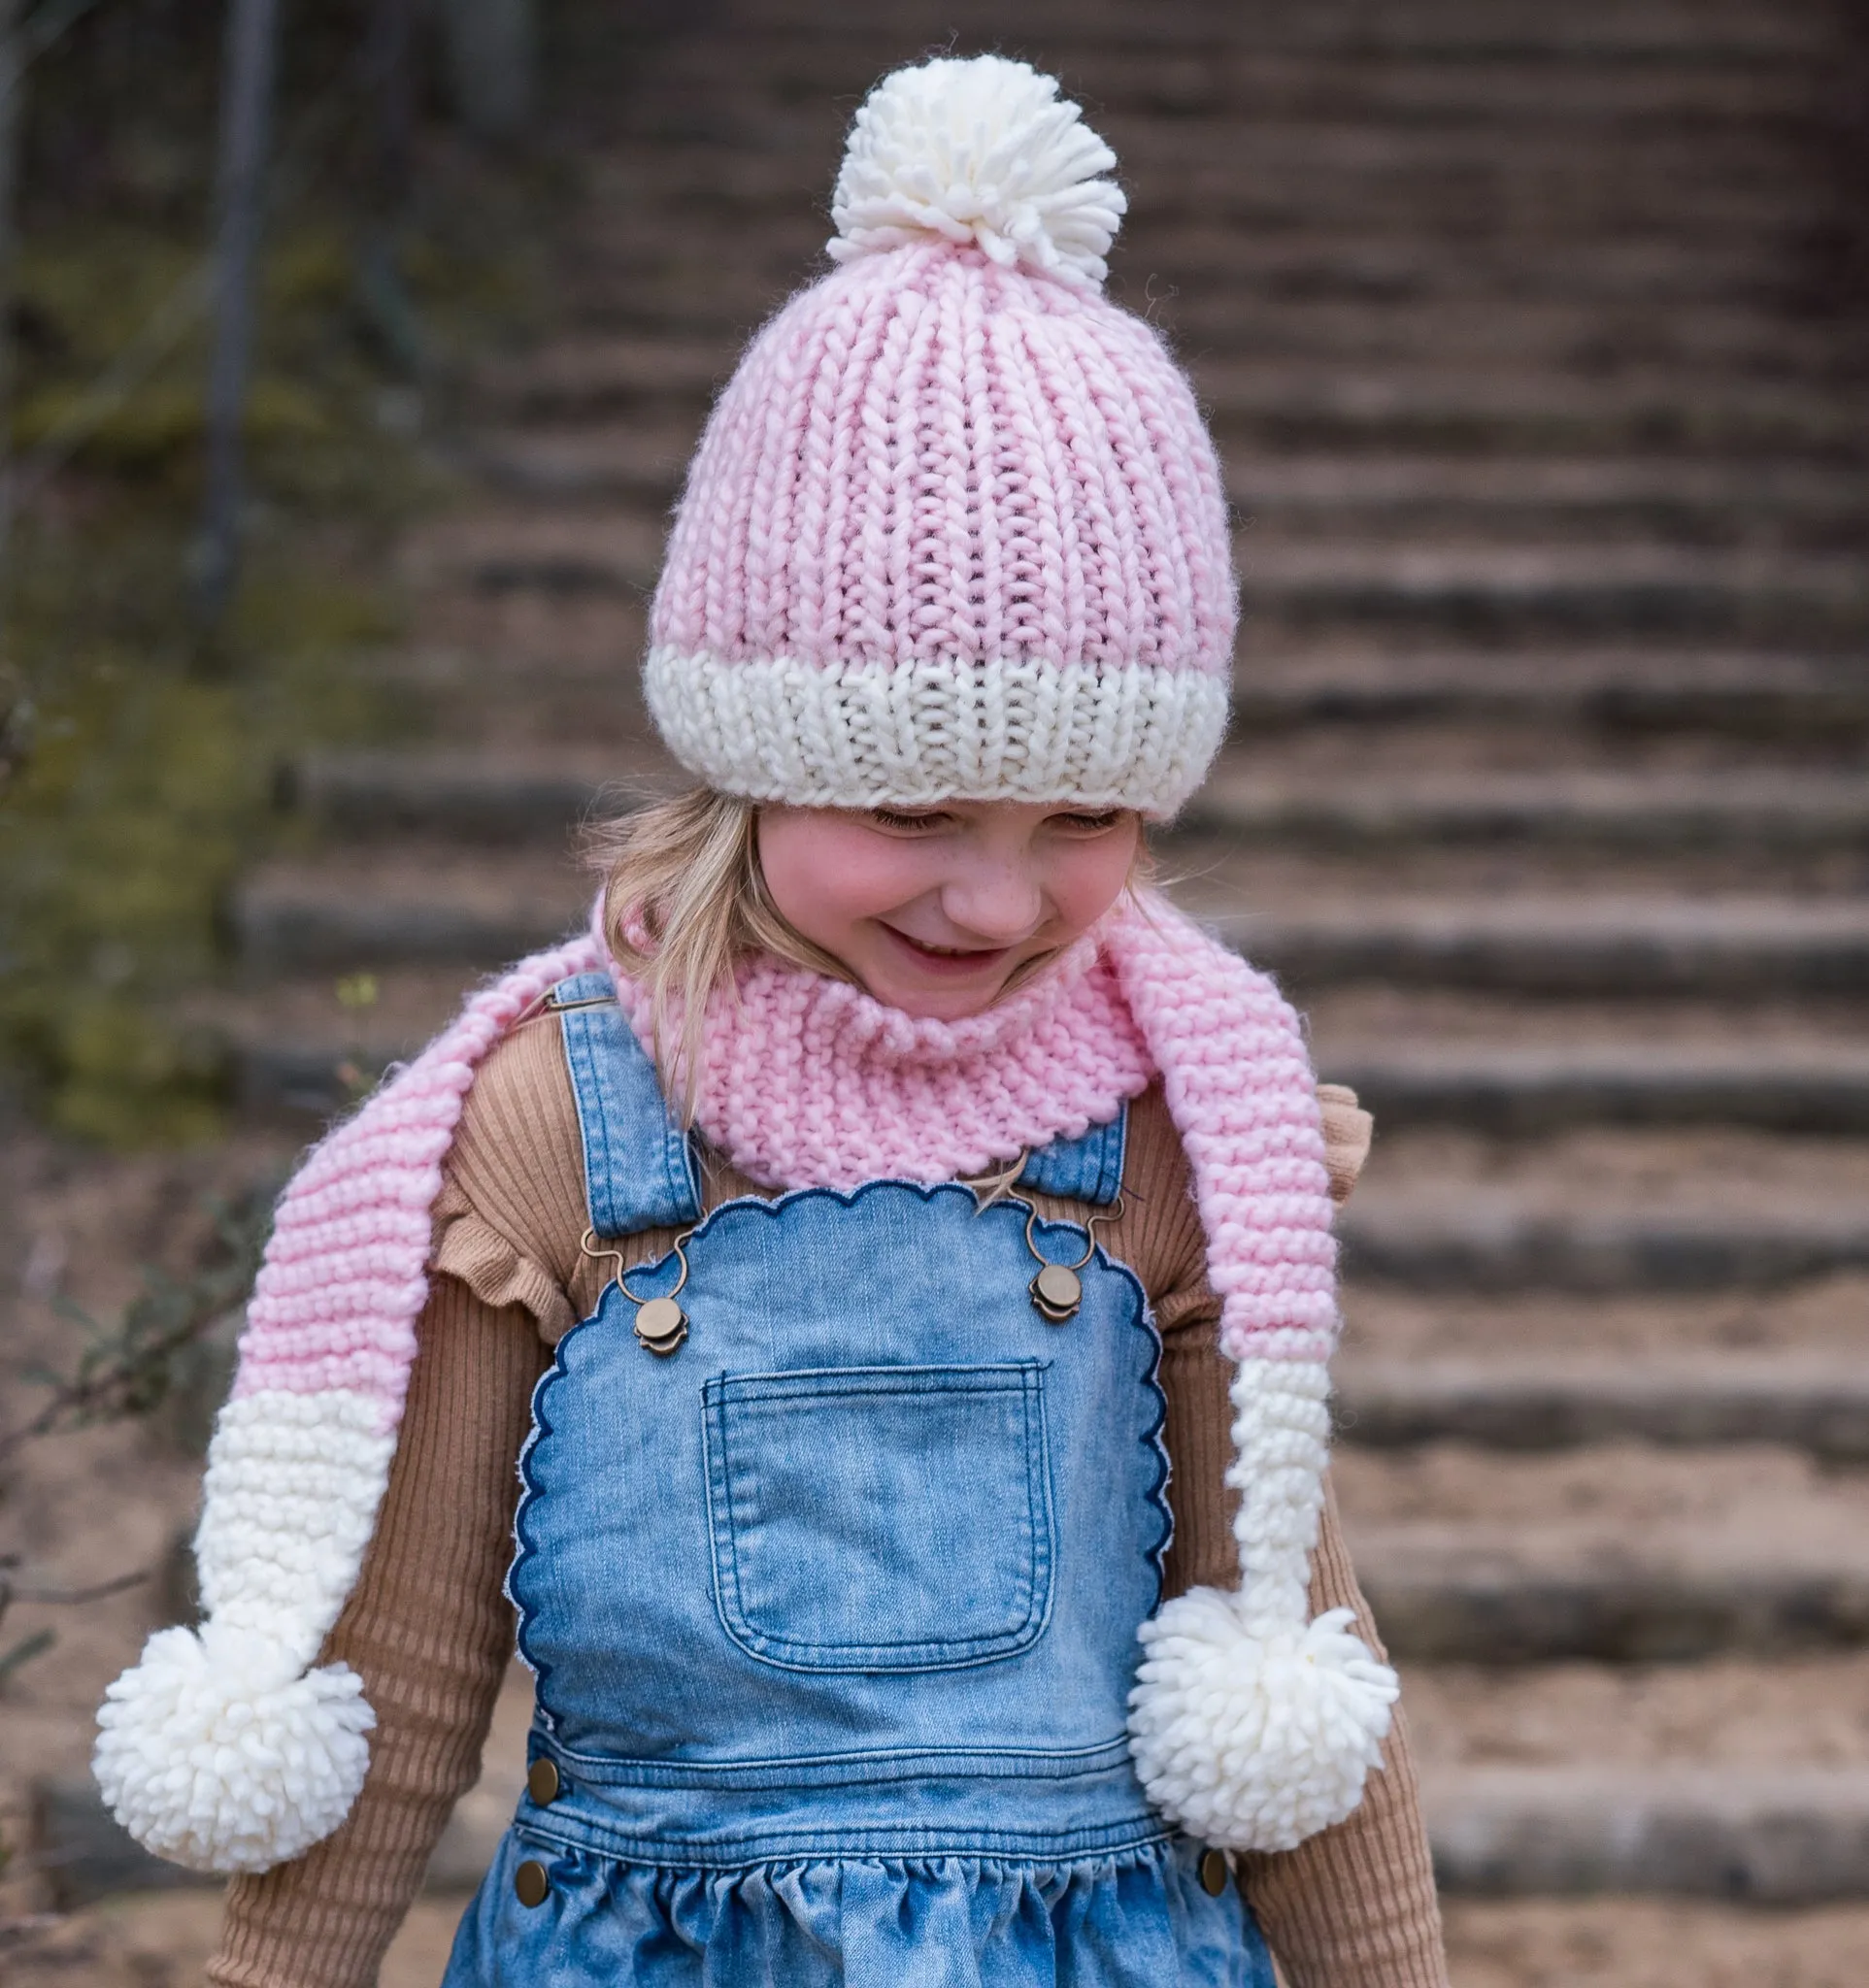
[645,55,1236,820]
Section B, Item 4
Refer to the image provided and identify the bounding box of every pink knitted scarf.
[96,887,1374,1878]
[238,890,1334,1433]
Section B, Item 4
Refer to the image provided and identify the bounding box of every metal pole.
[371,0,413,207]
[442,0,535,143]
[358,0,423,379]
[0,0,25,630]
[197,0,282,623]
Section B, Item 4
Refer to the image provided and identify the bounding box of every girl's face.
[756,800,1141,1021]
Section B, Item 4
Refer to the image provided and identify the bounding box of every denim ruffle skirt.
[446,1838,1274,1986]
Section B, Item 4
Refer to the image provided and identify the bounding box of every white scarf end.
[1127,1591,1399,1853]
[93,1623,375,1874]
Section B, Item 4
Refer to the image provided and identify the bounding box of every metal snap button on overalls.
[582,1228,691,1355]
[525,1757,561,1806]
[1197,1845,1229,1897]
[1023,1196,1123,1323]
[514,1858,551,1907]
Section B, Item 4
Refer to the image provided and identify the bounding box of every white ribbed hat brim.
[645,646,1229,820]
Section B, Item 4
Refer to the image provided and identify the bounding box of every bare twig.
[0,1912,67,1949]
[10,1568,148,1607]
[0,1625,53,1680]
[0,1178,277,1464]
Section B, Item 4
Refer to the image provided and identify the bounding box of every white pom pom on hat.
[829,54,1126,287]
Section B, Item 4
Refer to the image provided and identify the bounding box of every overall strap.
[1018,1107,1127,1208]
[549,973,702,1238]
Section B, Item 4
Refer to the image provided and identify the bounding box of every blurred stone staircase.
[217,0,1869,1918]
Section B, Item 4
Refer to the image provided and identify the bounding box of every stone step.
[475,433,1869,550]
[1084,118,1820,206]
[1206,894,1869,997]
[1339,1194,1869,1292]
[617,140,1819,229]
[1184,767,1869,851]
[599,132,1812,243]
[633,50,1827,132]
[480,306,1848,414]
[289,751,1869,862]
[1195,367,1862,457]
[1399,1646,1869,1773]
[1151,291,1853,374]
[37,1763,1869,1905]
[1226,456,1869,548]
[1334,1355,1869,1457]
[408,508,1869,643]
[709,3,1831,63]
[725,0,1831,62]
[484,339,1862,459]
[226,1006,1869,1144]
[401,511,664,597]
[1321,1040,1869,1135]
[1423,1767,1869,1902]
[28,1773,518,1908]
[232,865,1869,995]
[369,641,1869,749]
[569,204,1810,294]
[575,237,1853,331]
[232,1016,1869,1140]
[1142,227,1791,305]
[470,336,731,418]
[1228,649,1869,737]
[281,746,652,842]
[230,851,584,976]
[182,964,477,1116]
[1354,1522,1869,1660]
[472,422,698,505]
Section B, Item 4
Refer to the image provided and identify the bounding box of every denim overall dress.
[442,975,1277,1987]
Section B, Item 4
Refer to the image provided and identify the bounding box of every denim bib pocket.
[702,1361,1054,1672]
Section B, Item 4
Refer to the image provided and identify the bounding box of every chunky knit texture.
[649,897,1336,1363]
[625,927,1152,1192]
[96,891,1392,1872]
[93,934,601,1873]
[645,58,1236,818]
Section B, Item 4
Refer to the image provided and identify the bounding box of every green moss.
[0,264,418,1143]
[0,47,542,1147]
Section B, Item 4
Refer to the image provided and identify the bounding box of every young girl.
[96,56,1448,1987]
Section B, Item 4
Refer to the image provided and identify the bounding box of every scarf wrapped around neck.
[94,888,1396,1873]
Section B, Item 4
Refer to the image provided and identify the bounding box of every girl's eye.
[868,809,951,832]
[1051,811,1122,834]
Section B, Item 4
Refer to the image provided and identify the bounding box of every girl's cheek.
[1048,826,1140,932]
[759,814,927,942]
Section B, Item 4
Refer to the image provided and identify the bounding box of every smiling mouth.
[880,926,1015,973]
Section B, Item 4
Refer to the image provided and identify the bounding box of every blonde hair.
[585,788,848,1120]
[587,786,1154,1121]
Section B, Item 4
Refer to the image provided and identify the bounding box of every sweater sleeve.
[1146,1087,1450,1988]
[208,1276,548,1988]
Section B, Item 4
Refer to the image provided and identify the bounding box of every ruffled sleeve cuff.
[430,1179,576,1342]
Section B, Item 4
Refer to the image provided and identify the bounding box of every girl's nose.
[942,865,1046,944]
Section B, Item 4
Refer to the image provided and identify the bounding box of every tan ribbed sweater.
[209,1015,1448,1988]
